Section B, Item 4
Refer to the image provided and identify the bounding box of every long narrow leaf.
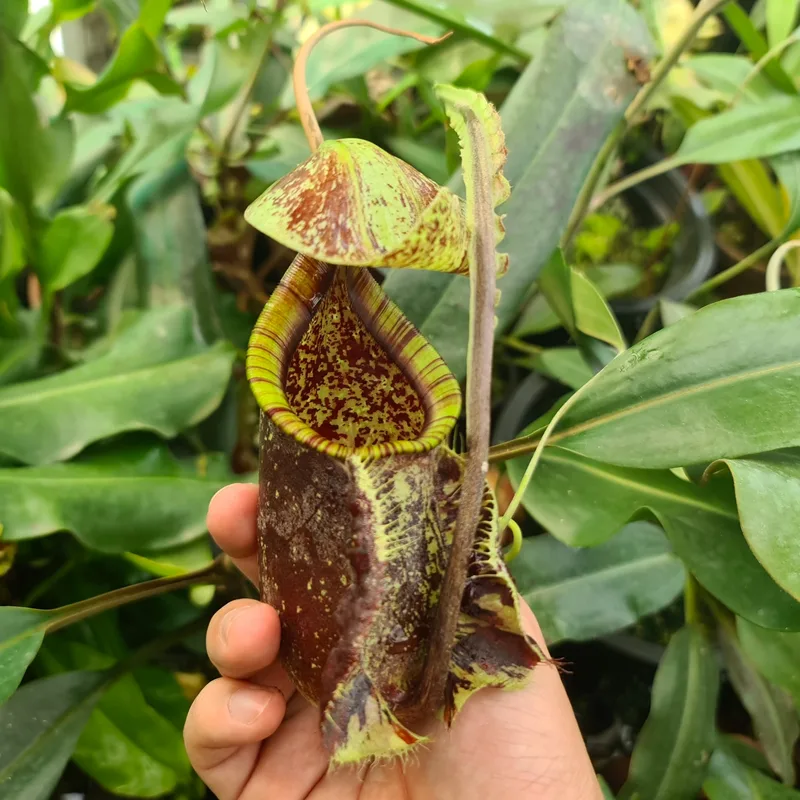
[384,0,652,378]
[621,626,719,800]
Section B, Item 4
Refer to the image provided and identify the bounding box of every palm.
[240,667,579,800]
[183,485,600,800]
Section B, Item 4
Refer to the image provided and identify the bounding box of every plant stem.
[498,371,598,528]
[765,240,800,292]
[381,0,530,63]
[502,336,544,356]
[722,2,797,94]
[488,431,541,464]
[58,618,210,707]
[491,242,781,467]
[23,555,81,606]
[562,0,731,243]
[47,557,229,634]
[587,158,679,218]
[627,0,732,123]
[107,617,210,682]
[503,519,523,563]
[684,574,701,625]
[687,237,779,299]
[418,98,497,718]
[634,304,660,343]
[732,32,800,104]
[562,132,624,246]
[292,20,451,152]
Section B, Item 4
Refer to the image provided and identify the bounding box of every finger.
[207,600,281,678]
[184,678,286,800]
[407,596,598,798]
[208,483,260,583]
[206,599,295,700]
[241,704,330,799]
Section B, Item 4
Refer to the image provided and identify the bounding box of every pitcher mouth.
[246,254,462,460]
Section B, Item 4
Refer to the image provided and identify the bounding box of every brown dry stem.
[417,104,497,718]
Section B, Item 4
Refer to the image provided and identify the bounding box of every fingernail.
[210,486,230,506]
[229,687,271,724]
[221,606,248,644]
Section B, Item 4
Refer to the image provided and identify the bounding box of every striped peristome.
[247,254,462,460]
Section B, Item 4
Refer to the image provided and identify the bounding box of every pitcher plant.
[244,20,543,766]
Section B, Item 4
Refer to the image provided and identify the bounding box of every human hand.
[184,483,602,800]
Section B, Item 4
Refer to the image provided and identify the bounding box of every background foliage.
[2,0,800,797]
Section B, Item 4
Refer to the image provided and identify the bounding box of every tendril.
[293,20,452,151]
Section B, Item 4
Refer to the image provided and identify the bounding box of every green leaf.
[708,451,800,601]
[37,206,114,292]
[138,0,172,38]
[70,115,124,179]
[0,671,109,800]
[599,775,616,799]
[0,306,235,465]
[50,0,97,26]
[64,24,179,114]
[73,674,188,797]
[659,298,695,327]
[0,444,228,550]
[671,97,794,240]
[519,347,594,390]
[282,0,441,106]
[669,96,800,166]
[385,135,450,185]
[247,124,313,184]
[442,0,561,31]
[722,2,797,95]
[544,290,800,469]
[723,734,775,773]
[718,157,786,238]
[43,639,189,799]
[0,188,26,285]
[100,0,140,28]
[384,0,653,379]
[128,165,223,343]
[188,24,271,117]
[514,262,642,337]
[738,617,800,709]
[93,97,197,203]
[133,666,190,732]
[621,626,719,800]
[570,267,626,351]
[380,0,531,62]
[165,1,248,33]
[509,445,723,547]
[537,248,577,331]
[0,607,56,707]
[719,625,798,784]
[686,54,780,104]
[511,522,684,645]
[0,333,42,387]
[508,446,800,631]
[704,745,800,799]
[773,152,800,237]
[0,308,43,384]
[719,626,799,785]
[0,0,27,36]
[0,29,75,211]
[767,0,800,49]
[125,536,214,577]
